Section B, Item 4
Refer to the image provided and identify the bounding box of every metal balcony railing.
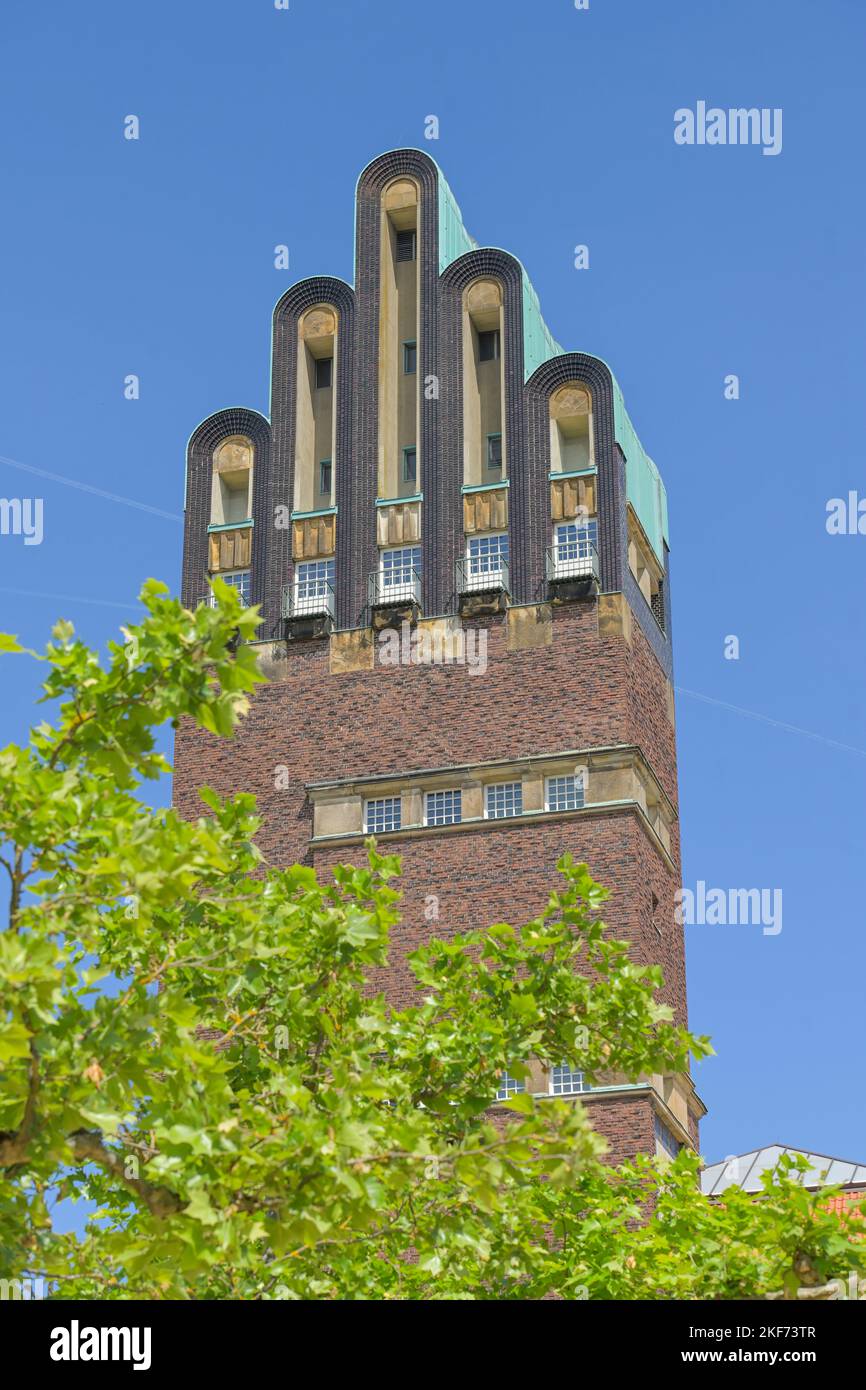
[546,538,600,584]
[368,565,422,608]
[281,579,336,621]
[455,554,510,596]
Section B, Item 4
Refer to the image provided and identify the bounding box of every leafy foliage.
[0,582,861,1299]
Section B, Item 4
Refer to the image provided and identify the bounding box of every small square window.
[295,558,334,612]
[486,434,502,472]
[364,796,402,834]
[495,1070,526,1102]
[379,546,421,603]
[403,341,417,374]
[545,774,585,812]
[211,570,250,606]
[319,460,332,495]
[315,357,333,390]
[467,532,509,576]
[402,447,417,485]
[478,329,500,362]
[396,229,417,262]
[425,789,462,827]
[485,781,523,820]
[550,1065,591,1097]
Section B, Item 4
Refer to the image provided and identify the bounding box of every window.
[467,531,509,580]
[396,228,416,262]
[478,328,500,362]
[486,433,502,473]
[545,773,585,812]
[654,1114,682,1160]
[485,781,523,820]
[495,1070,525,1102]
[402,446,417,485]
[550,1065,591,1097]
[210,570,250,606]
[552,519,598,578]
[364,796,402,834]
[319,460,332,496]
[381,546,421,592]
[315,356,333,390]
[651,579,666,632]
[294,558,335,613]
[425,789,462,826]
[403,341,417,374]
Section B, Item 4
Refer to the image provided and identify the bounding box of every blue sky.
[1,0,864,1174]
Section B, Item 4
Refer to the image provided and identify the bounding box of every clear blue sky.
[1,0,864,1171]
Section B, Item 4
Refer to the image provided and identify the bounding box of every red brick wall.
[173,598,689,1153]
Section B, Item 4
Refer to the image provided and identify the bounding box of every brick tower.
[175,149,704,1162]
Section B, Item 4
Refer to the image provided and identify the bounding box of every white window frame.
[364,796,402,835]
[553,518,598,579]
[484,781,523,820]
[379,546,421,604]
[209,569,250,606]
[294,557,335,616]
[549,1064,591,1097]
[495,1070,526,1102]
[545,773,585,813]
[424,788,462,827]
[465,531,509,590]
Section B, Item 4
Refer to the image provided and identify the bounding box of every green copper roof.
[610,376,669,565]
[521,271,566,381]
[437,167,478,274]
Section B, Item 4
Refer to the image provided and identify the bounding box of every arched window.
[378,178,420,500]
[549,383,593,474]
[294,305,338,513]
[208,435,254,587]
[462,278,505,487]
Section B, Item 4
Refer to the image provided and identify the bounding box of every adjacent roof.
[701,1145,866,1196]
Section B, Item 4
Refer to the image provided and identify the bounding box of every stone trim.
[308,743,676,865]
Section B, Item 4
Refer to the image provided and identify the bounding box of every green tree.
[0,581,862,1299]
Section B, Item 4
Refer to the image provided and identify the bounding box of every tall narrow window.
[315,356,333,389]
[478,328,500,361]
[396,228,417,262]
[403,341,417,374]
[402,446,417,485]
[318,460,332,496]
[486,433,502,473]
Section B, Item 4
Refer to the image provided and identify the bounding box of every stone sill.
[309,797,675,871]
